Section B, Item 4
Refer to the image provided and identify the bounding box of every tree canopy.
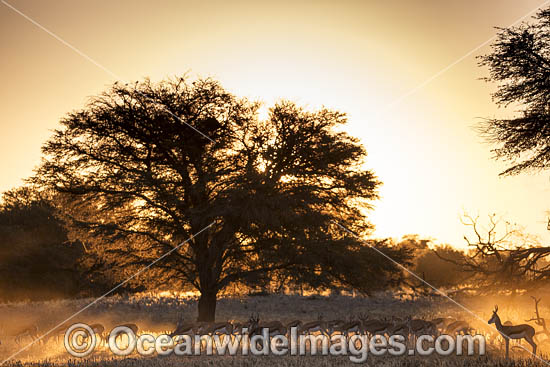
[33,77,411,321]
[436,213,550,292]
[478,8,550,175]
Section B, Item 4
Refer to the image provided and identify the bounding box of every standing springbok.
[488,305,536,358]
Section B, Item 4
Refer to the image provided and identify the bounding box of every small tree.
[478,8,550,175]
[34,77,411,321]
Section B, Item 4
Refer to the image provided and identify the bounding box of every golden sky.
[2,0,550,248]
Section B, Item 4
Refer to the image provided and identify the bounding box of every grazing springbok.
[488,305,536,358]
[13,324,39,345]
[389,321,409,340]
[170,317,199,340]
[409,318,438,338]
[359,314,390,337]
[231,321,246,336]
[201,321,234,336]
[247,314,286,337]
[88,323,106,346]
[299,315,329,336]
[286,320,303,335]
[431,317,455,332]
[121,323,139,335]
[327,319,346,335]
[43,323,70,344]
[337,319,363,339]
[445,320,471,335]
[111,323,139,346]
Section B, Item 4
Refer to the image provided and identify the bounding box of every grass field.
[1,291,550,366]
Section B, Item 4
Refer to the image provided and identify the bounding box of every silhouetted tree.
[33,77,411,321]
[478,8,550,175]
[437,213,550,292]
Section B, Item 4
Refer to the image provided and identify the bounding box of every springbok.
[13,324,39,345]
[488,305,536,358]
[327,319,346,335]
[121,323,139,335]
[389,321,409,340]
[359,314,390,337]
[405,317,438,346]
[231,321,246,336]
[445,320,471,335]
[409,318,437,337]
[340,320,363,339]
[111,323,139,346]
[43,323,69,344]
[169,317,199,341]
[88,323,106,346]
[431,317,455,332]
[299,315,329,336]
[248,314,286,337]
[231,315,260,336]
[286,319,302,335]
[13,324,38,345]
[201,321,234,336]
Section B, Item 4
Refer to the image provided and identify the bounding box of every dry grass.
[0,291,549,366]
[8,355,550,367]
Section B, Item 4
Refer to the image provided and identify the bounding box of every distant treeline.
[0,186,467,302]
[0,187,120,301]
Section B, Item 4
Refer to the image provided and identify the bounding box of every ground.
[1,291,549,366]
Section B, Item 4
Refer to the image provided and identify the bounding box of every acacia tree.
[437,213,550,291]
[478,8,550,175]
[34,77,411,321]
[467,8,550,291]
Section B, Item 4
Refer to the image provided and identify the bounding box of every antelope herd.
[0,314,469,347]
[166,312,469,341]
[165,309,539,359]
[0,304,540,359]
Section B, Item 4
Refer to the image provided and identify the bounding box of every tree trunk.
[198,289,217,322]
